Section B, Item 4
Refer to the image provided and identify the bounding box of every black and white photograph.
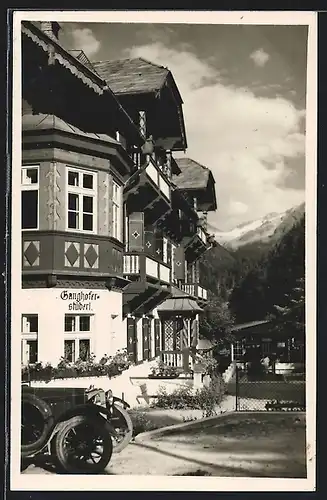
[10,10,316,491]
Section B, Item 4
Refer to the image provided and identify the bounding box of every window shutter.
[144,227,156,257]
[128,212,144,251]
[127,317,137,363]
[167,240,172,266]
[173,245,185,280]
[154,319,161,356]
[142,318,150,361]
[155,230,163,260]
[191,318,199,347]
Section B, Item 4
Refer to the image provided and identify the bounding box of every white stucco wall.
[21,287,126,365]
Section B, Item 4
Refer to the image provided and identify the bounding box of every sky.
[60,22,308,231]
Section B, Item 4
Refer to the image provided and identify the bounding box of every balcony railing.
[161,350,184,368]
[145,158,171,201]
[181,283,208,301]
[123,253,171,284]
[123,254,140,274]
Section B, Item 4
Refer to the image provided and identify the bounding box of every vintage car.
[21,384,133,474]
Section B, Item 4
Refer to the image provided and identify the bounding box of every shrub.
[153,374,226,417]
[149,360,180,378]
[128,409,159,436]
[21,349,132,382]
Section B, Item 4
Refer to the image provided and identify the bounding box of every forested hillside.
[229,214,305,323]
[200,206,305,339]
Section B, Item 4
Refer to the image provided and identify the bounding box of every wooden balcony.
[180,283,208,304]
[124,157,172,224]
[123,253,171,285]
[183,226,210,262]
[123,252,171,316]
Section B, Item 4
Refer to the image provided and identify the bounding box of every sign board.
[60,290,100,312]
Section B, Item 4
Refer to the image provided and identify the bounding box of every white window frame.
[21,314,38,364]
[66,167,97,234]
[21,165,39,231]
[112,179,122,241]
[64,314,93,362]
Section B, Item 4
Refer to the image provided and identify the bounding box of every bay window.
[112,180,122,241]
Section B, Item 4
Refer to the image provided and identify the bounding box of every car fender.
[55,404,119,437]
[113,396,130,409]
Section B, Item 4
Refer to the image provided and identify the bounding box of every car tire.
[110,405,133,453]
[55,415,113,474]
[21,393,54,458]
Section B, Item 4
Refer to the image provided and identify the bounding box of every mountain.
[201,202,305,300]
[211,202,305,250]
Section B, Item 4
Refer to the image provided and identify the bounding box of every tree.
[268,277,305,341]
[200,294,235,345]
[228,264,268,323]
[228,215,305,324]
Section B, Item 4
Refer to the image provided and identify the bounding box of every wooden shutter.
[127,317,137,363]
[191,318,199,348]
[167,240,172,266]
[128,212,144,251]
[142,318,150,361]
[173,245,185,280]
[144,227,156,257]
[194,260,200,283]
[154,319,161,356]
[155,230,163,261]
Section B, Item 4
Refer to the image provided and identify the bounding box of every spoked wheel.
[55,415,113,474]
[109,404,133,453]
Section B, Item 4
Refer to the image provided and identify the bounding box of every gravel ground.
[22,411,306,478]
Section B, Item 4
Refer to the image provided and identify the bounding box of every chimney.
[40,21,61,41]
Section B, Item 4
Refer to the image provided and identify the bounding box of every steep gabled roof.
[93,57,174,97]
[173,158,213,190]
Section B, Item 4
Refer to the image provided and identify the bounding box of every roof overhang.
[157,297,203,315]
[22,22,144,147]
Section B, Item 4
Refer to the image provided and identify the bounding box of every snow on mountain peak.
[212,203,304,250]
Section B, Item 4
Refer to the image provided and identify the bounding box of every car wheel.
[109,405,133,453]
[21,393,54,458]
[55,415,113,474]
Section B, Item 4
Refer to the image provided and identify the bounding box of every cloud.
[250,48,270,67]
[125,42,305,230]
[229,201,249,215]
[69,27,100,57]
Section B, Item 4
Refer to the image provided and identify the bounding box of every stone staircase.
[222,362,236,384]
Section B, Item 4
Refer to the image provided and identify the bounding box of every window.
[67,168,97,233]
[112,180,122,241]
[233,340,244,361]
[64,314,92,362]
[21,166,39,229]
[21,314,38,364]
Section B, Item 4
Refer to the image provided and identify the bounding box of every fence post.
[235,364,239,411]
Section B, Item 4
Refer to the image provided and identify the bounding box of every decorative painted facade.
[20,21,218,374]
